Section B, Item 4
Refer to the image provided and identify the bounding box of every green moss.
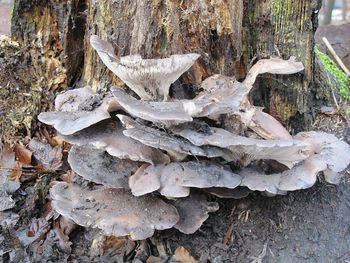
[315,47,350,101]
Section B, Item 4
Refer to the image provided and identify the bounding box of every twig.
[322,37,350,77]
[249,242,268,263]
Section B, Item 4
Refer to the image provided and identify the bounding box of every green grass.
[315,46,350,101]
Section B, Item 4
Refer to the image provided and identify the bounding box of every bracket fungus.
[90,35,200,101]
[38,36,350,240]
[50,182,179,240]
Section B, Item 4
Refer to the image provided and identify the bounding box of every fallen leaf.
[14,144,32,165]
[146,256,164,263]
[28,138,62,171]
[172,246,198,263]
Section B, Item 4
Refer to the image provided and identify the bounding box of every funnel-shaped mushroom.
[38,96,120,135]
[295,131,350,184]
[172,192,219,234]
[129,161,242,198]
[50,182,179,240]
[243,56,304,88]
[60,119,170,164]
[68,144,141,188]
[91,35,200,100]
[172,125,310,167]
[55,87,94,112]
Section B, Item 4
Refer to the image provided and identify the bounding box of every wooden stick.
[322,37,350,77]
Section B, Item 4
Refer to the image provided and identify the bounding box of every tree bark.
[322,0,335,25]
[10,0,322,133]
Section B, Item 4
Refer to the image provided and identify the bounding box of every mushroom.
[60,119,170,164]
[128,164,160,196]
[50,182,179,240]
[68,144,141,188]
[172,192,219,234]
[240,156,327,194]
[295,131,350,184]
[192,75,248,119]
[243,56,304,88]
[90,35,200,100]
[121,117,227,160]
[204,187,252,199]
[55,87,94,112]
[128,161,242,198]
[172,125,310,167]
[38,95,120,135]
[112,88,203,126]
[189,57,303,139]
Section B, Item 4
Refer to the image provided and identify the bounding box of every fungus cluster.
[38,35,350,240]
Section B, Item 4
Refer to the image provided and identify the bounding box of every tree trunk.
[322,0,335,25]
[10,0,322,134]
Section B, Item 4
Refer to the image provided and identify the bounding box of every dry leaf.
[14,144,32,165]
[29,138,62,171]
[172,246,198,263]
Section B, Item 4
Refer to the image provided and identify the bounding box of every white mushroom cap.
[172,125,310,167]
[295,131,350,183]
[68,144,141,188]
[240,156,327,194]
[128,161,241,198]
[243,56,304,88]
[121,120,226,159]
[50,182,179,240]
[112,88,194,125]
[91,35,200,100]
[172,192,219,234]
[60,119,170,165]
[38,96,120,135]
[55,87,94,112]
[129,164,160,196]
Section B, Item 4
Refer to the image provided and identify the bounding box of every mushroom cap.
[91,35,200,100]
[172,192,219,234]
[122,121,226,159]
[112,88,194,125]
[240,156,327,194]
[129,161,241,198]
[68,144,141,188]
[55,87,94,112]
[61,119,170,165]
[295,131,350,183]
[193,75,248,118]
[172,125,310,167]
[248,110,293,140]
[38,96,119,135]
[243,56,304,88]
[129,164,160,196]
[204,187,252,199]
[38,110,111,136]
[50,182,180,240]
